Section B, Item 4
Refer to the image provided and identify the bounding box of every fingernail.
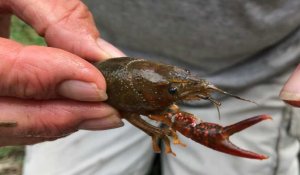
[280,90,300,106]
[96,38,126,58]
[280,65,300,103]
[79,115,124,130]
[280,91,300,101]
[58,80,108,101]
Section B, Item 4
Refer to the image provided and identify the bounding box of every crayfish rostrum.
[95,57,271,160]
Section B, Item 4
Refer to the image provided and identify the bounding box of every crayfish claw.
[217,138,269,160]
[223,114,272,136]
[191,114,272,159]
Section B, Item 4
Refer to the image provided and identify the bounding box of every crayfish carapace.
[95,57,271,160]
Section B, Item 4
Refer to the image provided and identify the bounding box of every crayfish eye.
[168,86,177,95]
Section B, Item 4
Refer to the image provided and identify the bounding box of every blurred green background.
[10,16,46,46]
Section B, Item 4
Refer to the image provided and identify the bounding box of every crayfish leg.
[125,113,176,155]
[149,112,186,147]
[151,135,161,153]
[169,129,186,147]
[162,134,176,156]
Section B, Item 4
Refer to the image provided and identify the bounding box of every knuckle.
[5,47,55,99]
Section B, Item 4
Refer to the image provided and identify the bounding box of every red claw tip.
[260,114,272,120]
[258,155,269,160]
[224,114,272,136]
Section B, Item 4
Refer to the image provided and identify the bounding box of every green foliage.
[0,146,24,161]
[10,16,46,45]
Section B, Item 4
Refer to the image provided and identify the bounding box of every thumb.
[280,65,300,107]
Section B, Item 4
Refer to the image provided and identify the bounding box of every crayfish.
[0,57,271,160]
[95,57,271,160]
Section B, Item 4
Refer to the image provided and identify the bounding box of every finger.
[0,14,11,38]
[280,64,300,107]
[6,0,125,60]
[0,38,107,101]
[0,97,123,146]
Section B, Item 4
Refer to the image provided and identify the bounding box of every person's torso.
[87,0,300,74]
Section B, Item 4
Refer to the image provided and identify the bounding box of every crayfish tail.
[224,114,272,136]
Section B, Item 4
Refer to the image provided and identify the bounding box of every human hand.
[280,65,300,107]
[0,0,125,146]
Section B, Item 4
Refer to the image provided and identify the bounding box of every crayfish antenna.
[207,97,221,120]
[196,95,222,120]
[207,84,258,105]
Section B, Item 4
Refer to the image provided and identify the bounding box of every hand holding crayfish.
[0,41,125,145]
[0,0,125,146]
